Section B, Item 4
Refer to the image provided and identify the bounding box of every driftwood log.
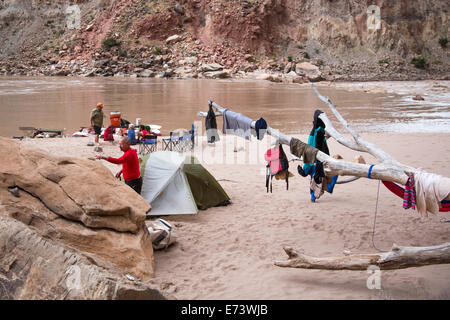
[275,243,450,270]
[199,84,450,270]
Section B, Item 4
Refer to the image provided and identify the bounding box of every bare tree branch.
[311,83,396,163]
[318,112,366,152]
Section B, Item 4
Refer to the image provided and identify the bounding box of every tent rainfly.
[140,151,230,216]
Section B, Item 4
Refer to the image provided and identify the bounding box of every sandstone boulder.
[254,72,274,81]
[0,215,166,299]
[200,63,223,72]
[0,137,154,279]
[295,62,323,82]
[184,56,198,65]
[139,70,155,78]
[268,75,283,83]
[285,70,304,83]
[166,34,181,44]
[174,66,195,78]
[203,70,230,79]
[0,137,150,233]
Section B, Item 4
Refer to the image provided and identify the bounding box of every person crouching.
[96,137,143,194]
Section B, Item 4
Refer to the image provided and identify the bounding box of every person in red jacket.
[96,137,142,194]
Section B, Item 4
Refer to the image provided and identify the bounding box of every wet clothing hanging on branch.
[383,171,450,216]
[253,117,268,140]
[222,109,253,140]
[264,144,290,193]
[414,170,450,217]
[290,138,318,167]
[403,174,416,210]
[294,109,338,202]
[205,102,220,143]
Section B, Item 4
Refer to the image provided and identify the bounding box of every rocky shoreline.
[1,33,448,83]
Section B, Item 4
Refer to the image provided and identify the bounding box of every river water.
[0,76,449,137]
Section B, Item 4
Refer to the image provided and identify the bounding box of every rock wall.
[0,0,448,79]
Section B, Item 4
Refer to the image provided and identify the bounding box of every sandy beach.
[1,0,449,301]
[20,130,450,300]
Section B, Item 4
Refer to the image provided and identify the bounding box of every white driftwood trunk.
[275,243,450,270]
[198,84,450,270]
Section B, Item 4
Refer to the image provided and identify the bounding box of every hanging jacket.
[205,103,220,143]
[304,110,329,173]
[301,110,338,201]
[309,109,329,155]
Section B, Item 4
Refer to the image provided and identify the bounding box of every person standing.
[90,102,104,145]
[96,137,143,194]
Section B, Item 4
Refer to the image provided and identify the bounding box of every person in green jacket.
[90,102,104,145]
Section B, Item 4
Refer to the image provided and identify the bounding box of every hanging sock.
[403,174,416,210]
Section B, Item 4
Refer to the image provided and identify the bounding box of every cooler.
[110,112,121,127]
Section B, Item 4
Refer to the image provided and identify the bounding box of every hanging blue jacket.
[300,110,337,201]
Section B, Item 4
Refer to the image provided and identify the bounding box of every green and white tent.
[139,151,230,216]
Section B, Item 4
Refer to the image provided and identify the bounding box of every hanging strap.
[286,169,289,190]
[368,165,375,179]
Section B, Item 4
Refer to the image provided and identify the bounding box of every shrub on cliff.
[411,56,427,69]
[439,37,448,48]
[102,37,120,49]
[152,46,163,55]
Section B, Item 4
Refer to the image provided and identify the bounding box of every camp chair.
[138,134,158,155]
[174,125,195,152]
[172,134,188,152]
[162,132,180,151]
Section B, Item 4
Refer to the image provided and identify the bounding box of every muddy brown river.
[0,76,449,137]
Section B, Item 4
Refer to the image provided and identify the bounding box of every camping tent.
[140,151,230,216]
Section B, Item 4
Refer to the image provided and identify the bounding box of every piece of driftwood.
[275,243,450,270]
